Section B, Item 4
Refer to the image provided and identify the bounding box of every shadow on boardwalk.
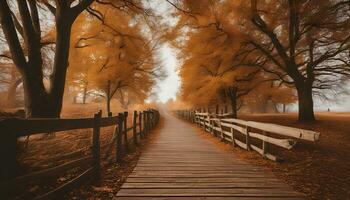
[116,110,304,200]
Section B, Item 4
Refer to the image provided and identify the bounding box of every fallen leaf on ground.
[92,186,113,193]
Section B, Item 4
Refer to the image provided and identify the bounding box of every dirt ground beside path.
[194,112,350,200]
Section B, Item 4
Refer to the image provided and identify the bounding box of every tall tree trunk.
[106,80,111,115]
[296,83,315,122]
[228,87,237,118]
[0,1,94,118]
[272,101,279,113]
[260,97,268,113]
[82,84,87,104]
[22,72,53,117]
[49,15,73,118]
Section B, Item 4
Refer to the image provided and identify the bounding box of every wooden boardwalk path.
[116,111,304,200]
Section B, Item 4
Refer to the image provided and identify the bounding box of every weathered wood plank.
[116,197,304,200]
[116,188,302,197]
[0,116,119,137]
[121,182,290,189]
[125,177,282,183]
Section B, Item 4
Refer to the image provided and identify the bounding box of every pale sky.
[148,0,180,103]
[156,44,180,103]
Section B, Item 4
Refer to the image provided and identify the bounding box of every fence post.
[146,111,149,134]
[156,110,159,124]
[148,110,151,131]
[0,119,17,181]
[139,112,143,138]
[92,110,102,178]
[149,110,152,129]
[133,111,138,145]
[123,111,128,152]
[231,127,236,147]
[193,111,196,124]
[262,131,268,157]
[192,110,194,123]
[245,125,251,151]
[149,111,152,130]
[152,110,155,127]
[218,118,224,140]
[116,113,124,163]
[143,111,147,136]
[208,114,212,134]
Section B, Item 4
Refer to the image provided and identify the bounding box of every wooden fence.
[0,109,159,199]
[176,110,319,162]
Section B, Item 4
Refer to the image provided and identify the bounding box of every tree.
[242,82,297,113]
[69,3,163,114]
[237,0,350,121]
[170,0,270,118]
[0,0,94,117]
[173,2,253,117]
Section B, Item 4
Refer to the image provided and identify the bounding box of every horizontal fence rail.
[176,110,320,162]
[0,109,160,199]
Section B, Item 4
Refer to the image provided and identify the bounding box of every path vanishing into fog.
[116,110,304,199]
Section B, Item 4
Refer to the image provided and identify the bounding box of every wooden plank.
[121,182,289,189]
[249,132,296,149]
[246,121,319,141]
[116,188,302,197]
[134,166,263,171]
[116,197,304,200]
[250,144,278,161]
[125,177,282,183]
[221,122,245,134]
[234,139,248,150]
[129,174,269,178]
[219,118,319,141]
[131,170,272,175]
[100,115,119,127]
[0,118,94,137]
[0,115,119,137]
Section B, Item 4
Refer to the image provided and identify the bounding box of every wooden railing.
[0,109,159,199]
[176,110,319,162]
